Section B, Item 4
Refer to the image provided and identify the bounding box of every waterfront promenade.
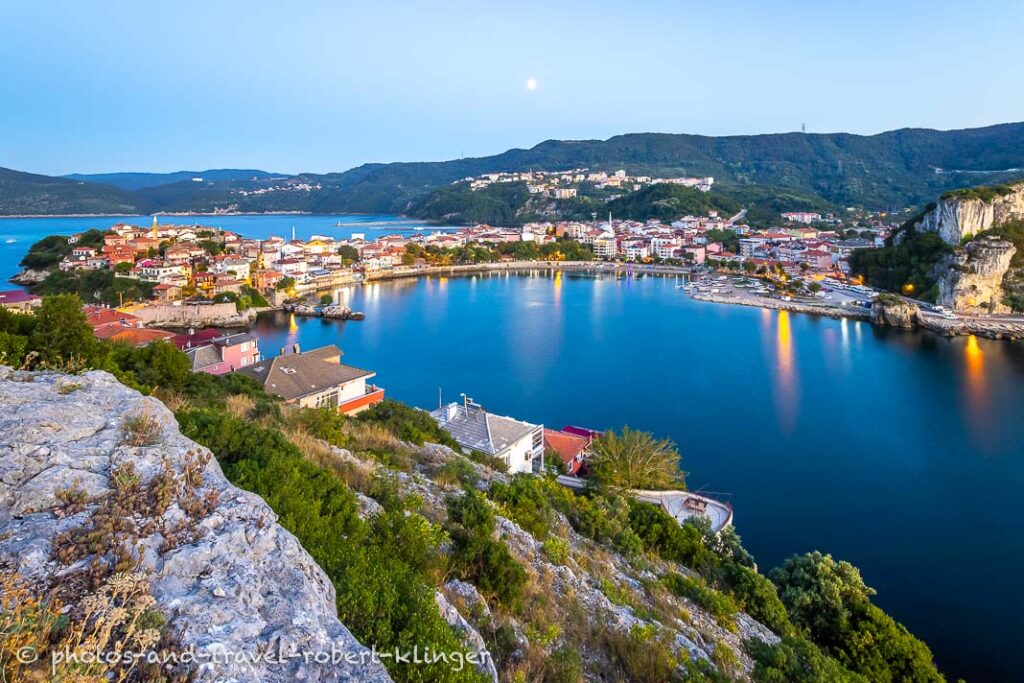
[363,260,696,282]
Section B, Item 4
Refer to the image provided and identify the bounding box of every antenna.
[438,386,442,410]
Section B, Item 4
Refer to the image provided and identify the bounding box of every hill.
[0,297,947,683]
[64,168,278,191]
[0,167,136,215]
[5,122,1024,218]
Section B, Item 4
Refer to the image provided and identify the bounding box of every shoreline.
[363,260,695,282]
[690,290,1024,340]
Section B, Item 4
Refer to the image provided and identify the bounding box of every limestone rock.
[919,183,1024,244]
[0,367,391,683]
[871,295,922,329]
[937,236,1017,314]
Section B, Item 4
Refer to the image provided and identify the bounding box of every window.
[315,390,339,409]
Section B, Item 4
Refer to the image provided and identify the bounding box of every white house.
[431,400,544,475]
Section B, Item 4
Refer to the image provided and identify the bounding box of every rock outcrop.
[8,267,50,284]
[871,295,923,329]
[919,183,1024,244]
[936,236,1017,315]
[916,183,1023,314]
[0,368,391,683]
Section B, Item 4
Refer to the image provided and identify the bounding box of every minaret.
[151,215,159,239]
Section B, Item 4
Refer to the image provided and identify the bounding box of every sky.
[2,0,1023,176]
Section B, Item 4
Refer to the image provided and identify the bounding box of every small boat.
[4,239,15,244]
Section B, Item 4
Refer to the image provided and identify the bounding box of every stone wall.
[130,302,256,328]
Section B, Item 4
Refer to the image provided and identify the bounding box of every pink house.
[183,332,261,375]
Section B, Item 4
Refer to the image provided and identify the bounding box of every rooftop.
[237,344,374,401]
[431,401,539,456]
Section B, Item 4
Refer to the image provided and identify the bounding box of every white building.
[431,400,544,475]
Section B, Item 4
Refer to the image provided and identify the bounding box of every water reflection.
[963,335,992,449]
[773,311,798,432]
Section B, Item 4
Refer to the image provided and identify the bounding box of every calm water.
[254,273,1024,682]
[4,217,1023,680]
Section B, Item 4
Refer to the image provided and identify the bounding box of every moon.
[526,78,538,91]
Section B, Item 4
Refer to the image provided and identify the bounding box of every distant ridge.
[63,169,279,192]
[3,122,1024,216]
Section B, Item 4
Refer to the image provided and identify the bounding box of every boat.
[4,239,15,244]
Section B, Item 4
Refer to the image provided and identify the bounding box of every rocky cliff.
[936,235,1017,314]
[919,182,1024,243]
[871,295,922,328]
[917,183,1023,313]
[0,367,392,682]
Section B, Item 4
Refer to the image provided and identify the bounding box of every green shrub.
[721,563,792,635]
[627,500,719,573]
[446,491,527,609]
[489,475,556,537]
[662,573,738,630]
[747,636,867,683]
[542,537,570,565]
[770,552,943,682]
[358,399,460,448]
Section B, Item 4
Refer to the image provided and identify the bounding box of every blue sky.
[3,0,1023,175]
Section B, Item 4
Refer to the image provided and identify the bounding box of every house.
[236,344,384,415]
[153,283,183,302]
[0,290,41,311]
[184,332,261,374]
[430,399,544,475]
[103,327,177,346]
[543,428,591,476]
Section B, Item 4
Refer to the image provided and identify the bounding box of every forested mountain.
[0,167,136,215]
[63,169,278,191]
[4,122,1024,218]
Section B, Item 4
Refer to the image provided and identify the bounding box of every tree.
[28,294,98,367]
[770,552,943,682]
[320,294,333,305]
[588,427,683,490]
[338,245,360,265]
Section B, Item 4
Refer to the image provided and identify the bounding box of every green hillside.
[0,167,136,215]
[5,122,1024,218]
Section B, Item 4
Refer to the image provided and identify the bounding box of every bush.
[446,491,527,609]
[627,500,719,573]
[770,552,943,682]
[662,573,738,630]
[357,399,460,449]
[721,563,792,635]
[488,475,556,537]
[542,537,570,565]
[747,636,867,683]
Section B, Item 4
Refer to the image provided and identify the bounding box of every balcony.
[337,383,385,416]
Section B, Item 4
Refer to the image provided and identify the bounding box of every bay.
[3,215,1022,681]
